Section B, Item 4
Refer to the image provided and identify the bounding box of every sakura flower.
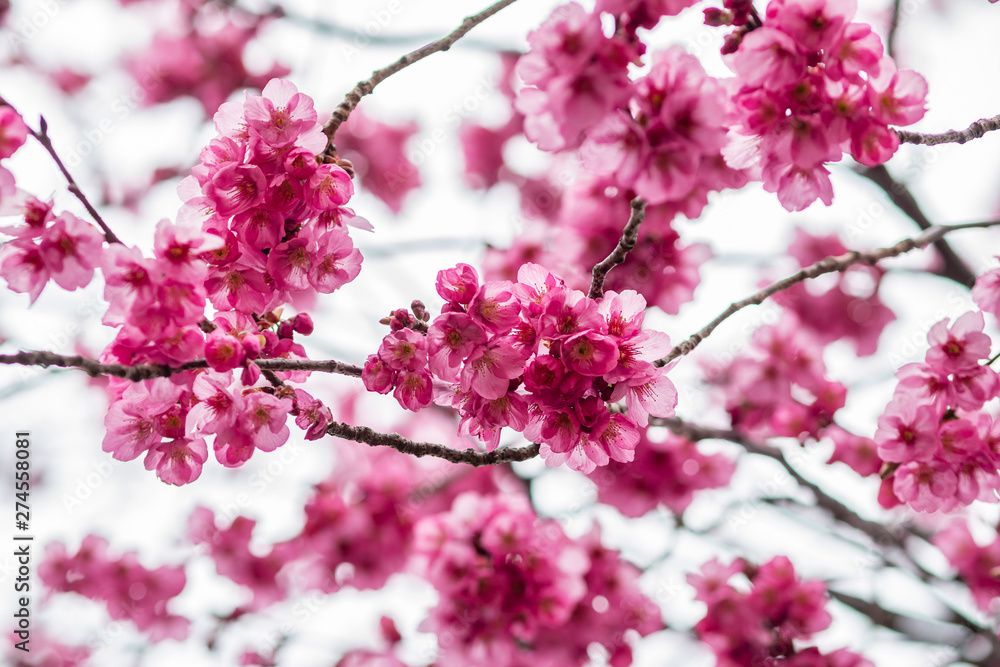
[207,163,266,216]
[925,311,991,375]
[309,226,362,293]
[242,78,319,147]
[144,437,208,486]
[427,312,487,381]
[461,341,527,400]
[874,397,940,463]
[468,280,522,334]
[306,164,353,210]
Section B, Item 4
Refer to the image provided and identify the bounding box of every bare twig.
[0,350,363,381]
[0,96,121,245]
[855,165,976,286]
[886,0,902,58]
[588,198,646,299]
[322,0,521,144]
[215,0,513,51]
[326,420,539,466]
[657,220,1000,366]
[896,112,1000,147]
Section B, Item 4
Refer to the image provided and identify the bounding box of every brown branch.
[896,112,1000,147]
[0,350,363,381]
[856,165,976,286]
[588,197,646,299]
[0,96,121,245]
[657,220,1000,366]
[828,590,970,646]
[322,0,521,145]
[325,420,539,466]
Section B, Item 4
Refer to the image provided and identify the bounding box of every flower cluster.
[189,506,287,610]
[583,46,749,210]
[125,1,290,116]
[363,262,678,473]
[99,77,361,484]
[706,314,847,441]
[39,535,189,641]
[179,77,363,315]
[689,556,871,666]
[414,491,661,666]
[725,0,927,210]
[875,310,1000,513]
[335,109,421,213]
[589,429,735,517]
[933,520,1000,613]
[515,2,640,152]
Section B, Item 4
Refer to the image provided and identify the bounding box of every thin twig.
[657,220,1000,366]
[0,350,363,381]
[855,165,976,286]
[886,0,902,58]
[588,198,646,299]
[326,420,539,466]
[896,112,1000,147]
[216,0,513,51]
[322,0,521,145]
[0,96,121,245]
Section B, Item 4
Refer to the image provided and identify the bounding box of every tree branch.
[589,197,646,299]
[897,112,1000,147]
[654,417,911,549]
[322,0,521,145]
[657,220,1000,366]
[0,350,363,381]
[325,420,539,466]
[855,164,976,286]
[0,96,121,245]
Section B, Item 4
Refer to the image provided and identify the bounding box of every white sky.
[2,0,1000,665]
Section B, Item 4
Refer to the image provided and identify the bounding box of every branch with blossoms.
[0,97,120,244]
[659,219,1000,366]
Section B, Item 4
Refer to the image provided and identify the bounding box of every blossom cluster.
[335,109,422,213]
[689,556,872,666]
[582,46,749,211]
[125,0,290,116]
[707,314,847,442]
[725,0,928,210]
[933,520,1000,613]
[362,262,679,473]
[97,78,361,484]
[414,491,661,666]
[875,310,1000,513]
[589,429,735,517]
[38,535,189,641]
[0,106,107,304]
[179,77,363,315]
[515,2,640,152]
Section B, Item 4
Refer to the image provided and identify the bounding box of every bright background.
[2,0,1000,664]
